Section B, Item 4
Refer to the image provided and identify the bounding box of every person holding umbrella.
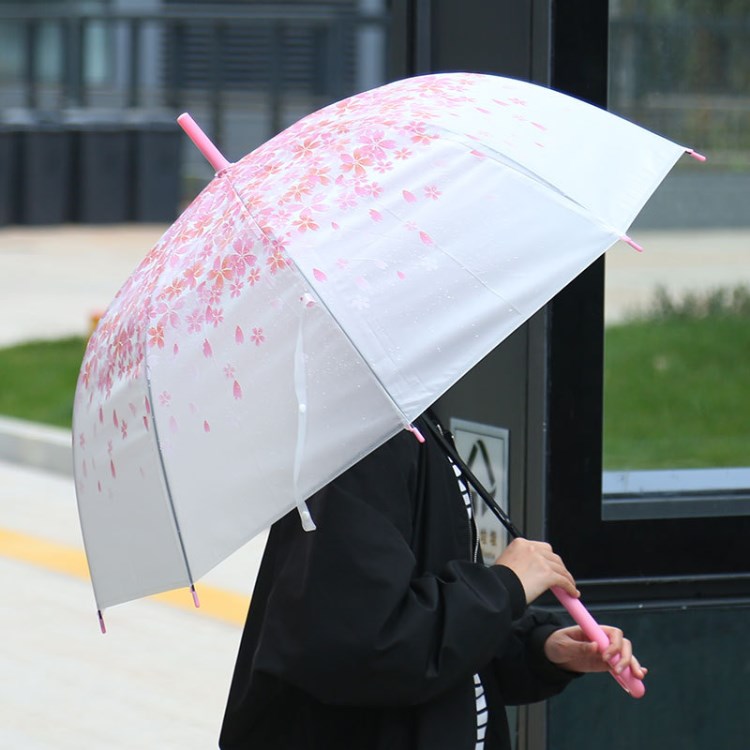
[219,413,646,750]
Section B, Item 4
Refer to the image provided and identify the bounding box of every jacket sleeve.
[252,431,528,707]
[488,608,580,705]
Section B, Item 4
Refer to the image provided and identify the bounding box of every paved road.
[0,223,748,747]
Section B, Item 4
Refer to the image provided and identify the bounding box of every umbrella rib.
[223,176,420,431]
[143,354,197,595]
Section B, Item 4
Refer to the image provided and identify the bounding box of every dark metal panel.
[430,0,531,77]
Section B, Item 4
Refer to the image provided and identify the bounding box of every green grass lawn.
[0,336,88,429]
[0,289,748,470]
[604,315,750,469]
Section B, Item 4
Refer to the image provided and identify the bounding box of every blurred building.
[1,1,747,223]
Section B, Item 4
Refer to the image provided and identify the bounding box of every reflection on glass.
[605,2,750,478]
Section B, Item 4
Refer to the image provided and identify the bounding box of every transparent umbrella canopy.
[73,73,702,696]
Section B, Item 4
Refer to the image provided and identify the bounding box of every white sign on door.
[450,418,510,565]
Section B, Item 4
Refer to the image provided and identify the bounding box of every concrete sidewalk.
[0,223,748,748]
[0,455,267,749]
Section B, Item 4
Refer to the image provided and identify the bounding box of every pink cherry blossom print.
[203,339,213,358]
[113,410,119,428]
[235,325,244,344]
[313,268,327,282]
[293,211,319,233]
[163,278,185,300]
[247,267,261,286]
[291,136,320,160]
[229,239,257,271]
[310,165,332,186]
[110,460,117,479]
[224,364,236,380]
[267,251,288,274]
[424,185,441,200]
[419,231,434,246]
[182,261,204,290]
[403,190,417,203]
[250,327,265,346]
[169,416,178,433]
[374,160,393,175]
[208,255,234,288]
[148,325,165,349]
[340,148,373,178]
[397,270,406,280]
[355,181,382,199]
[159,391,171,407]
[121,421,128,439]
[186,309,204,334]
[205,305,224,328]
[204,420,211,433]
[337,192,357,211]
[369,209,383,222]
[233,380,243,400]
[359,129,397,161]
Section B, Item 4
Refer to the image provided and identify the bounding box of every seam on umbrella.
[432,122,683,237]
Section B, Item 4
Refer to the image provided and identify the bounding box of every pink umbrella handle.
[551,586,646,699]
[177,113,231,172]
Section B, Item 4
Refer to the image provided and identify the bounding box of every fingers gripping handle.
[551,586,646,699]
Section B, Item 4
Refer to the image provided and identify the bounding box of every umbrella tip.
[686,148,707,162]
[296,501,317,532]
[621,235,644,253]
[407,424,426,443]
[97,609,107,634]
[177,112,231,173]
[190,584,201,609]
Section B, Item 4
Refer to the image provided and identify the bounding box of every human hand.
[543,625,648,679]
[494,539,579,604]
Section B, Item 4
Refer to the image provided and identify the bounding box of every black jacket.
[220,417,576,749]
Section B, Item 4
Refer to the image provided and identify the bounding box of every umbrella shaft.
[421,415,521,539]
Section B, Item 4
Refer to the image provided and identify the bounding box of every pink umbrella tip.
[407,424,426,443]
[190,584,201,609]
[98,609,107,634]
[622,235,644,253]
[686,148,707,162]
[177,112,231,173]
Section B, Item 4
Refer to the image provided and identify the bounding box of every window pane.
[605,3,750,482]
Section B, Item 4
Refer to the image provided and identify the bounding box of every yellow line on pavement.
[0,528,249,626]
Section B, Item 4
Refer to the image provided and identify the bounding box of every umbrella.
[73,72,701,690]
